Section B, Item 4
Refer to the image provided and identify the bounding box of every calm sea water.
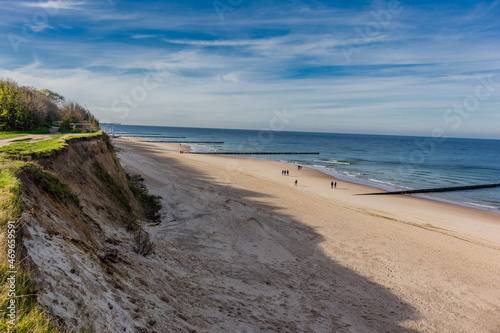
[112,124,500,213]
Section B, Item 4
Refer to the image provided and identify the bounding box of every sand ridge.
[114,137,500,332]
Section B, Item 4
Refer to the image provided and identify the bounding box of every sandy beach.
[114,136,500,332]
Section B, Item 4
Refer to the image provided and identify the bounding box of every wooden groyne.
[130,135,186,138]
[189,152,320,155]
[358,183,500,196]
[158,141,224,144]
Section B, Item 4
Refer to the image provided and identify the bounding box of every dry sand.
[114,137,500,333]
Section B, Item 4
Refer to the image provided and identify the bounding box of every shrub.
[126,174,162,224]
[133,230,155,256]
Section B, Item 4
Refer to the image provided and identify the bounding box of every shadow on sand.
[117,139,421,333]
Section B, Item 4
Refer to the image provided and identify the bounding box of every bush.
[126,174,162,224]
[0,81,34,131]
[133,230,155,256]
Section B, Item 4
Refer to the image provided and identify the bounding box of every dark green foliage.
[126,173,162,224]
[0,81,34,131]
[94,164,131,211]
[0,78,99,132]
[21,164,80,205]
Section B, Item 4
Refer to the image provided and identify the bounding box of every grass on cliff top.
[0,131,102,159]
[0,161,61,332]
[0,129,50,140]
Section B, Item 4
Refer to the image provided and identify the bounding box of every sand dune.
[114,137,500,332]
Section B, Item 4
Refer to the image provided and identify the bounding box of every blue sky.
[1,0,499,138]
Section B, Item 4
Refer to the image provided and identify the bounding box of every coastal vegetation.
[126,174,162,225]
[0,78,97,132]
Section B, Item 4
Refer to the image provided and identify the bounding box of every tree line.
[0,78,98,131]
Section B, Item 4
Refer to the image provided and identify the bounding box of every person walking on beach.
[331,181,334,189]
[286,170,289,176]
[295,180,298,186]
[335,182,337,189]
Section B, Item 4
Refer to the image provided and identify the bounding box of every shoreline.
[113,136,500,332]
[130,135,500,215]
[117,136,500,245]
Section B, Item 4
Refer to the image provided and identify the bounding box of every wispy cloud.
[20,0,88,10]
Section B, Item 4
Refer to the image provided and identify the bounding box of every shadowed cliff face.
[17,137,151,332]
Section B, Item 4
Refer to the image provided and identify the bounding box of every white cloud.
[132,34,161,39]
[20,0,88,10]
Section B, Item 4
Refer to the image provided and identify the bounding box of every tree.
[0,81,34,131]
[39,88,65,106]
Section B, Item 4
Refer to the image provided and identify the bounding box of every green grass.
[0,162,22,228]
[0,131,102,160]
[0,129,50,140]
[0,135,66,159]
[10,137,33,142]
[65,130,101,141]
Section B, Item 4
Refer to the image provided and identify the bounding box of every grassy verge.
[0,160,61,332]
[0,131,102,159]
[0,130,50,140]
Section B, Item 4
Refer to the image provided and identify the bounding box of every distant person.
[286,170,289,176]
[295,180,298,186]
[331,181,334,189]
[335,182,337,189]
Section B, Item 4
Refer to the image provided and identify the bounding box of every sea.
[111,124,500,214]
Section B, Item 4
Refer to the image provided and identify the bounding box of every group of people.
[282,166,338,189]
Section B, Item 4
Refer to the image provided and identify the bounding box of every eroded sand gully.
[114,137,500,333]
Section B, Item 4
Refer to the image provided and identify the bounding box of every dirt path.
[0,129,97,148]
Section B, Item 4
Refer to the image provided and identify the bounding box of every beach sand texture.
[114,137,500,333]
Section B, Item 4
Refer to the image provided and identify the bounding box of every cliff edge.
[15,135,159,332]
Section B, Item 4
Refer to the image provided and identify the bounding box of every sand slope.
[114,137,500,333]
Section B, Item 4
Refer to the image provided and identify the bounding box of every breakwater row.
[358,183,500,196]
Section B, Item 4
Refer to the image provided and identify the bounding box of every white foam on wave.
[189,144,217,153]
[464,202,498,209]
[314,159,350,165]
